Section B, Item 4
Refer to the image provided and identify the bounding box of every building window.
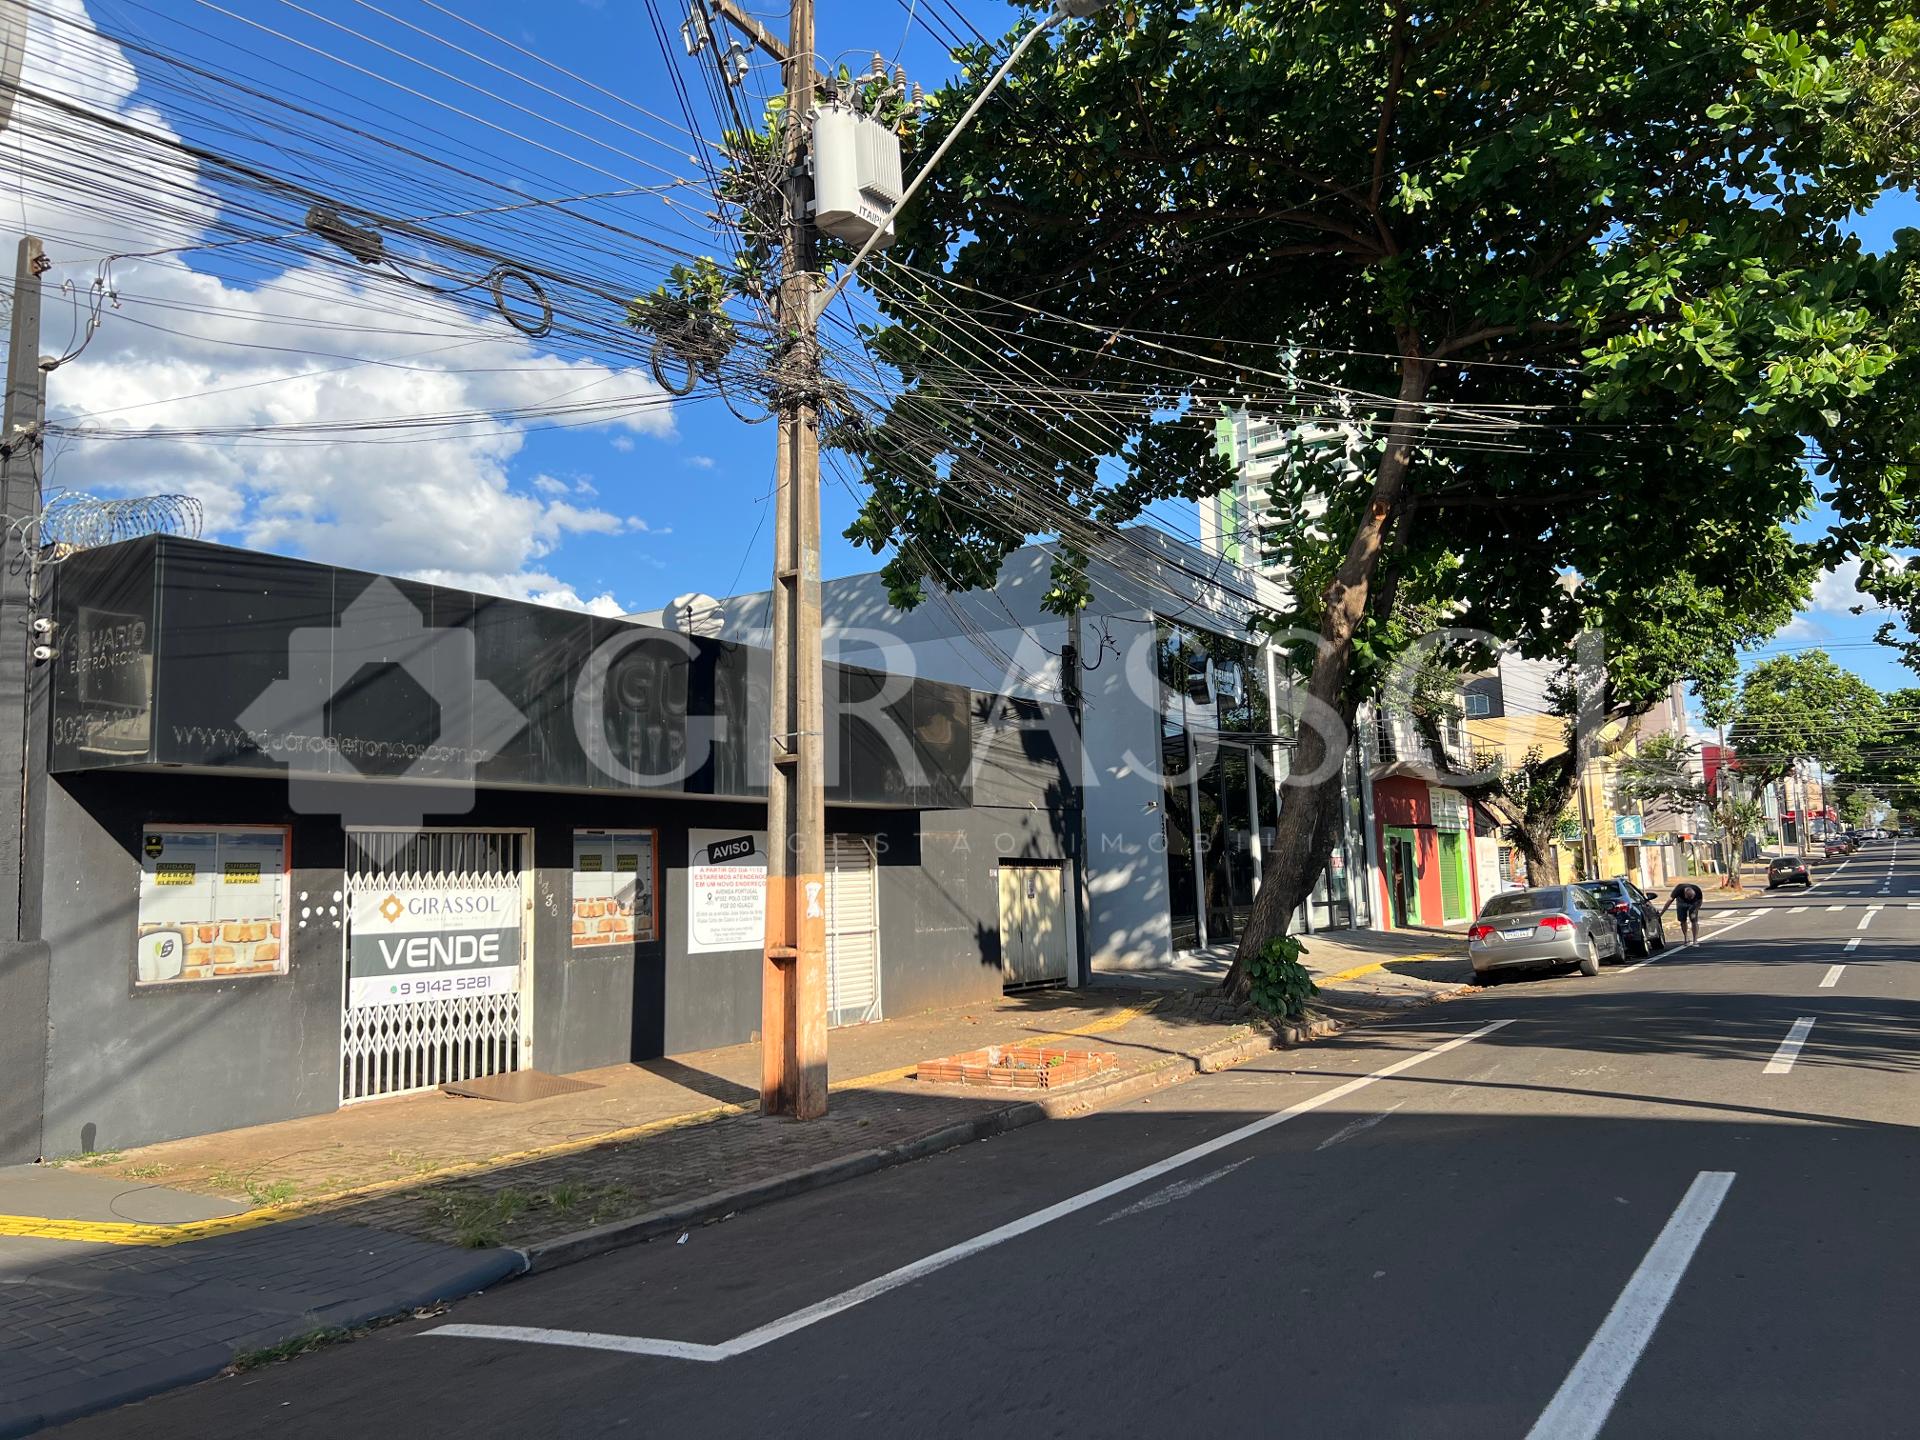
[136,825,291,986]
[571,829,658,947]
[1463,692,1492,718]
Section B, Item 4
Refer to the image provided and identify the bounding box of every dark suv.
[1576,877,1666,958]
[1767,855,1812,889]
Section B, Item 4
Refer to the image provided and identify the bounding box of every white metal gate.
[341,829,533,1103]
[825,834,881,1027]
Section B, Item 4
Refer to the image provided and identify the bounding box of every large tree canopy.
[831,0,1918,983]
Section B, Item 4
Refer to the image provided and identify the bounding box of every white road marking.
[1099,1158,1251,1221]
[1857,912,1876,931]
[1619,908,1763,972]
[1844,937,1860,952]
[1524,1171,1736,1440]
[1820,965,1846,989]
[1313,1100,1406,1153]
[429,1019,1516,1363]
[1764,1018,1816,1075]
[1826,905,1845,912]
[1789,906,1808,914]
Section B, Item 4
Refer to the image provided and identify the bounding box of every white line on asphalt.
[1820,965,1846,989]
[1313,1100,1406,1153]
[428,1018,1518,1363]
[1524,1171,1735,1440]
[1789,906,1808,914]
[1619,909,1763,972]
[1857,912,1876,931]
[1764,1018,1817,1075]
[1826,905,1845,912]
[1844,937,1860,952]
[1098,1158,1251,1222]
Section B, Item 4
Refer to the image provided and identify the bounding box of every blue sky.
[25,0,1920,690]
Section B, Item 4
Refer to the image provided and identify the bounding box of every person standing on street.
[1664,879,1705,944]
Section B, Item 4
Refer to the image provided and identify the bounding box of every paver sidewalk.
[0,941,1473,1436]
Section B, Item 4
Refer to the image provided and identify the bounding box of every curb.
[519,1013,1347,1274]
[0,1247,523,1440]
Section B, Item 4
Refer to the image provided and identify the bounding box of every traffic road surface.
[52,844,1920,1439]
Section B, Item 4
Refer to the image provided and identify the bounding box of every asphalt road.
[52,843,1920,1439]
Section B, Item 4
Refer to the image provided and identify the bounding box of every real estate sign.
[347,881,522,1009]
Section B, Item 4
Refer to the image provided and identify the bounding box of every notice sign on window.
[687,828,768,955]
[135,827,289,986]
[571,830,656,948]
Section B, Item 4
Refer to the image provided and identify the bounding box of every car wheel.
[1579,938,1602,977]
[1652,922,1666,952]
[1628,923,1651,959]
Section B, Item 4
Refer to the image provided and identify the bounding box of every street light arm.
[810,5,1068,319]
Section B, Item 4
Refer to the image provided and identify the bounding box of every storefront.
[1371,777,1482,930]
[3,537,1077,1158]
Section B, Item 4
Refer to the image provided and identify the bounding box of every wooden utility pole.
[0,236,48,944]
[749,0,829,1118]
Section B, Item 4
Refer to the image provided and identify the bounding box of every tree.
[835,1,1915,993]
[1725,651,1885,783]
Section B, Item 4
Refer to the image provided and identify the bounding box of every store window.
[135,825,290,986]
[571,829,658,947]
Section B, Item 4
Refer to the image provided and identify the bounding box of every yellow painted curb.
[1316,951,1455,986]
[0,1002,1163,1247]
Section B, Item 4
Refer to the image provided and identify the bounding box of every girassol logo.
[378,894,406,924]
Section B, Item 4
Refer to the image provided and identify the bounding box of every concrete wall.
[26,768,1056,1153]
[640,529,1286,973]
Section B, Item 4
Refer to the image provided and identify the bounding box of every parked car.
[1467,885,1623,982]
[1767,855,1812,889]
[1578,877,1668,957]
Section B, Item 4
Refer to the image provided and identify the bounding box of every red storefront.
[1371,776,1481,930]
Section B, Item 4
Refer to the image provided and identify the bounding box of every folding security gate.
[341,829,533,1103]
[825,834,881,1028]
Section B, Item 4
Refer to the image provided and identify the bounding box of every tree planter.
[916,1045,1117,1090]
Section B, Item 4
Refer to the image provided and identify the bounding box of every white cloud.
[685,454,716,469]
[16,0,671,605]
[1805,558,1886,616]
[409,567,627,617]
[609,435,634,453]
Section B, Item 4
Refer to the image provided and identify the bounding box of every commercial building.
[2,537,1076,1160]
[637,529,1378,973]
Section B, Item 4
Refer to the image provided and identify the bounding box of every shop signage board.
[135,826,289,986]
[346,881,522,1009]
[1614,815,1647,839]
[688,828,768,954]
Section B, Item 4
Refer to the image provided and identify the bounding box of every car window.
[1480,891,1548,918]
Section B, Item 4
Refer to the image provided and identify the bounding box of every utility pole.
[0,236,48,945]
[712,0,830,1118]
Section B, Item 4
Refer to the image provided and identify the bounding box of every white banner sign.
[687,828,768,955]
[347,881,522,1009]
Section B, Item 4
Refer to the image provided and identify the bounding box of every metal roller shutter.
[825,834,881,1027]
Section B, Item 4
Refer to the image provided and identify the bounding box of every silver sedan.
[1468,885,1624,982]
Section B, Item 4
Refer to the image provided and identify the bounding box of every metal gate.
[825,834,881,1027]
[341,829,533,1103]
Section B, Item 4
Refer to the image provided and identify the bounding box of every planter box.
[916,1045,1117,1090]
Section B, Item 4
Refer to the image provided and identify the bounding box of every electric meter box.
[812,105,904,248]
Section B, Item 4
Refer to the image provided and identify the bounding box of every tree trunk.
[1512,824,1562,886]
[1223,356,1433,997]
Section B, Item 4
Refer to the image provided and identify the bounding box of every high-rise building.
[1198,406,1350,581]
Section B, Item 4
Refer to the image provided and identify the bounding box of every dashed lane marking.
[1820,965,1846,989]
[1763,1018,1816,1075]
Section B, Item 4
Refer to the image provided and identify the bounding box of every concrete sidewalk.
[0,928,1471,1436]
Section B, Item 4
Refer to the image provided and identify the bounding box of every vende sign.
[348,882,522,1010]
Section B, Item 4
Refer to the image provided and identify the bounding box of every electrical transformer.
[812,105,904,249]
